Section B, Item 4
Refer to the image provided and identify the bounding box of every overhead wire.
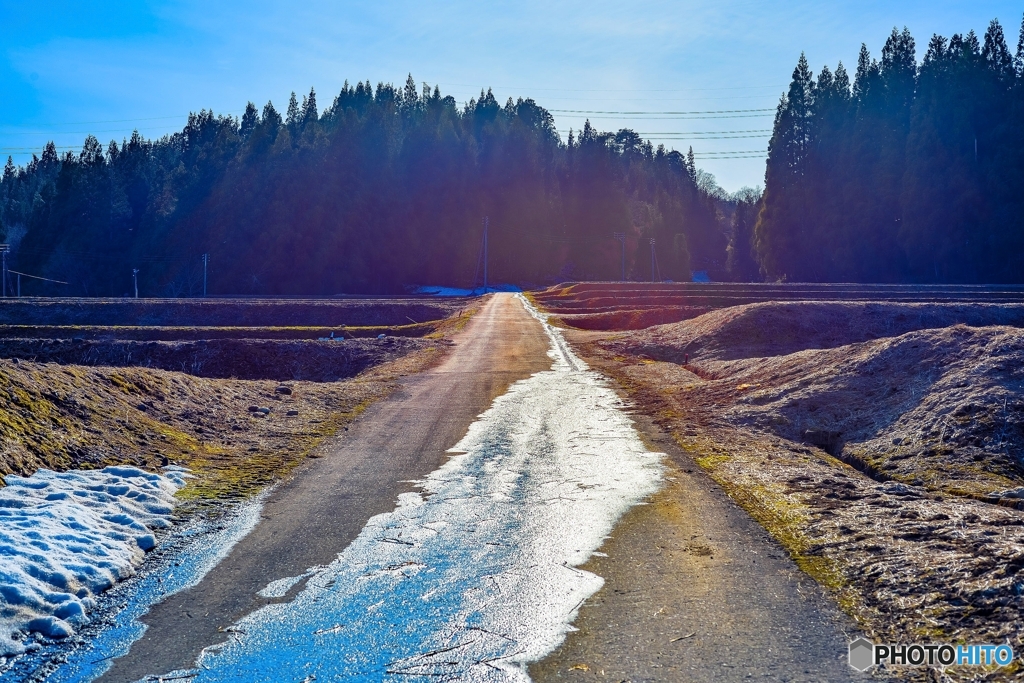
[3,100,778,162]
[549,107,775,115]
[554,128,771,134]
[559,114,773,120]
[437,83,786,92]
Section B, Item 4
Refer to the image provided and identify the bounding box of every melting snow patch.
[0,465,187,656]
[167,293,662,682]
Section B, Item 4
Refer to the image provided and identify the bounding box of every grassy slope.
[0,304,477,507]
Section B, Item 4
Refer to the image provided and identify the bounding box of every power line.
[444,93,781,104]
[604,134,770,140]
[438,83,786,92]
[692,150,767,156]
[8,270,67,285]
[559,114,773,120]
[550,107,775,115]
[8,129,774,151]
[4,90,784,133]
[557,128,772,134]
[692,154,767,159]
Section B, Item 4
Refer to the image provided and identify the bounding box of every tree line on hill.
[753,16,1024,283]
[0,78,729,296]
[10,17,1015,293]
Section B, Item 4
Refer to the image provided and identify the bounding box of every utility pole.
[613,233,626,281]
[483,216,489,291]
[202,253,209,297]
[650,238,657,283]
[0,245,8,298]
[132,268,139,299]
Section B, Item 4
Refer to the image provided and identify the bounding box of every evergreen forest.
[756,16,1024,283]
[6,16,1024,294]
[0,80,725,296]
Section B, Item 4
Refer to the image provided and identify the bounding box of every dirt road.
[98,293,860,682]
[99,293,552,683]
[530,412,862,682]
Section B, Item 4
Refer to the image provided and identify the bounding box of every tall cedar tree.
[756,18,1024,283]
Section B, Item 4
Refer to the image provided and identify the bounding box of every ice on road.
[157,295,664,682]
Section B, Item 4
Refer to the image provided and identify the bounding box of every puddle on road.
[93,295,663,683]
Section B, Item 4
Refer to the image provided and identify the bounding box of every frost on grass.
[0,465,187,656]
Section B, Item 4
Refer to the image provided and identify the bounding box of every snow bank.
[0,465,187,656]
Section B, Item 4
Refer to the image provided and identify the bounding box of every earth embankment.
[533,281,1024,331]
[0,297,473,500]
[0,336,429,381]
[542,286,1024,679]
[0,297,461,327]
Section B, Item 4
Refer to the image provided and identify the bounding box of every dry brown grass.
[561,300,1024,681]
[0,316,464,507]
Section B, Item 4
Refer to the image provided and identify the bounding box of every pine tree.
[402,74,418,109]
[240,102,259,138]
[853,44,876,100]
[302,88,318,125]
[80,136,105,166]
[262,101,282,128]
[285,92,300,129]
[1015,13,1024,75]
[754,53,816,280]
[983,19,1015,81]
[41,142,58,166]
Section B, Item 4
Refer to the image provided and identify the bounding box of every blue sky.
[2,1,1022,191]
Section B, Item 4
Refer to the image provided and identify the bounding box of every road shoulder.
[530,386,865,682]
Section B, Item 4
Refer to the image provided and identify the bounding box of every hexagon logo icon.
[848,637,875,671]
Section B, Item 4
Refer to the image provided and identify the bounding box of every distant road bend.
[97,293,859,682]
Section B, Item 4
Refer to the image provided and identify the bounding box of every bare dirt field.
[0,336,431,381]
[532,281,1024,331]
[0,297,462,327]
[533,283,1024,681]
[0,297,473,505]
